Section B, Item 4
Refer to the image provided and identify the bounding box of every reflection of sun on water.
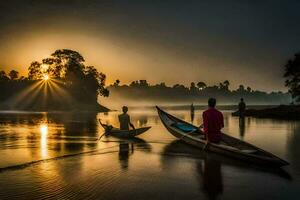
[40,124,48,158]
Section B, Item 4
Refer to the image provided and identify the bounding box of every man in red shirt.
[201,98,224,143]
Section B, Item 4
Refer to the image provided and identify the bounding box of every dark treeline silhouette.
[107,79,291,105]
[0,49,109,111]
[284,52,300,103]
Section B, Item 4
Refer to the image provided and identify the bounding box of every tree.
[28,61,43,80]
[237,85,245,92]
[113,79,120,86]
[8,70,19,80]
[284,52,300,102]
[139,80,149,87]
[246,86,252,93]
[27,49,109,104]
[130,81,139,87]
[39,49,85,80]
[0,70,9,81]
[223,80,230,90]
[173,84,187,90]
[219,80,230,90]
[197,81,207,90]
[85,66,109,99]
[190,82,197,92]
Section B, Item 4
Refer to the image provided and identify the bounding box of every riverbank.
[232,105,300,119]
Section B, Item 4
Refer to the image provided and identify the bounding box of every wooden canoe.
[156,106,289,167]
[99,120,151,138]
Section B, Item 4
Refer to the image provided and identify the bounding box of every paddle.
[179,126,209,151]
[97,132,106,141]
[202,141,209,151]
[97,119,110,141]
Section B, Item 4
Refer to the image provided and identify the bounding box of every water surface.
[0,108,299,199]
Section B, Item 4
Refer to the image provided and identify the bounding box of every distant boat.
[99,120,151,138]
[156,106,289,167]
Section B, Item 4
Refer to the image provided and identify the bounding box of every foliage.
[107,80,291,104]
[284,53,300,102]
[0,70,9,81]
[0,49,109,110]
[8,70,19,80]
[27,49,109,101]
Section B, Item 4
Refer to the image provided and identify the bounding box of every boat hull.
[105,127,151,138]
[156,106,289,167]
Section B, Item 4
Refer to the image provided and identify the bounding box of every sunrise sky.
[0,0,300,91]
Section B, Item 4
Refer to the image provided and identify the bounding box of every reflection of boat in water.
[99,120,151,138]
[125,137,152,153]
[157,106,289,167]
[162,140,291,180]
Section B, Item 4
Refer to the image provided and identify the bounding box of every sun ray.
[50,80,73,103]
[8,81,44,108]
[19,82,45,109]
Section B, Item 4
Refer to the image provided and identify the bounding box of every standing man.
[201,98,224,143]
[118,106,135,130]
[238,98,246,118]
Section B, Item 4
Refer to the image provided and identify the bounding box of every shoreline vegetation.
[0,49,110,112]
[105,79,291,106]
[1,50,299,116]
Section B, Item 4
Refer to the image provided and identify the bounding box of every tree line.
[107,51,300,105]
[0,49,109,111]
[107,79,290,105]
[1,50,299,109]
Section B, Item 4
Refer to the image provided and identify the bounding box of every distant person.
[238,98,246,118]
[200,98,224,143]
[190,103,195,122]
[118,106,135,130]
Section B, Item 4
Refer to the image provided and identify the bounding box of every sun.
[43,74,50,81]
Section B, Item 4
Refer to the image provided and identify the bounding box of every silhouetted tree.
[284,52,300,102]
[85,66,109,100]
[246,86,252,93]
[113,79,120,86]
[237,85,245,92]
[173,84,187,90]
[107,80,290,105]
[25,49,109,107]
[160,82,166,87]
[219,80,230,91]
[223,80,230,90]
[197,81,207,90]
[139,80,149,87]
[8,70,19,80]
[28,61,43,80]
[190,82,197,93]
[0,70,9,81]
[130,81,139,87]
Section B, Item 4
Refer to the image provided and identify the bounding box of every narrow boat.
[99,120,151,138]
[156,106,289,167]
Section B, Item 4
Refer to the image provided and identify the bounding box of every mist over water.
[0,107,299,199]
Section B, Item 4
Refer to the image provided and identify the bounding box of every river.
[0,107,299,199]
